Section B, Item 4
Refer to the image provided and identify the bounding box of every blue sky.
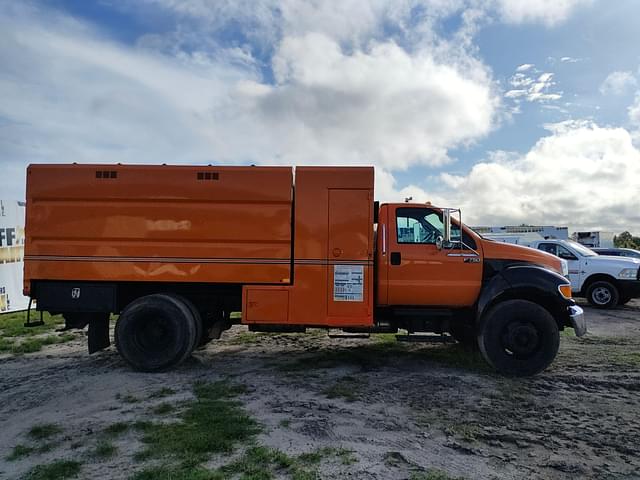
[1,0,640,231]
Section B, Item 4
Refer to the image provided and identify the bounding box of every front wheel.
[478,300,559,377]
[618,295,631,306]
[586,280,619,309]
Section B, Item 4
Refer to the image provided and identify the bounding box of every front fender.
[477,265,574,326]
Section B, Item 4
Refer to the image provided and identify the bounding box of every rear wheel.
[115,294,197,372]
[586,280,619,309]
[164,293,203,351]
[478,300,559,377]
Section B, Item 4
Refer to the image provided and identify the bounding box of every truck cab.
[529,239,640,308]
[368,204,585,375]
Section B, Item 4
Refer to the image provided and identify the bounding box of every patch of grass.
[10,334,75,355]
[119,394,140,404]
[218,445,352,480]
[6,444,35,461]
[279,419,291,428]
[22,459,82,480]
[134,381,260,465]
[228,331,275,345]
[219,446,294,479]
[131,465,223,480]
[132,420,153,431]
[335,448,357,466]
[371,333,399,344]
[104,422,130,437]
[560,328,575,337]
[152,402,174,415]
[0,311,65,338]
[91,441,117,460]
[322,375,363,402]
[444,423,480,443]
[0,333,75,355]
[148,387,176,399]
[277,341,489,375]
[28,423,62,441]
[609,351,640,367]
[411,469,465,480]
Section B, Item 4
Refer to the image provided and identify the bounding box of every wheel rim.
[500,321,541,358]
[134,313,173,353]
[592,286,612,305]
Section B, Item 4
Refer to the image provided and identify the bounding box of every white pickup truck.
[529,239,640,308]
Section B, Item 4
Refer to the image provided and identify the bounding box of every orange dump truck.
[23,164,585,375]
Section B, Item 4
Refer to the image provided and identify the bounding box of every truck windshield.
[565,240,597,257]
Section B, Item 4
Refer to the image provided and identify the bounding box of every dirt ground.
[1,300,639,480]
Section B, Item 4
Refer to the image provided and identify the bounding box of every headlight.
[560,259,569,277]
[618,268,639,279]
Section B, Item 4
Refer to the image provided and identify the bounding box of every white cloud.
[600,71,637,95]
[495,0,593,26]
[0,2,499,200]
[431,121,640,231]
[506,68,562,105]
[515,63,534,72]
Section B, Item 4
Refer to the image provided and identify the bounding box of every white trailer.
[573,231,615,249]
[0,200,30,313]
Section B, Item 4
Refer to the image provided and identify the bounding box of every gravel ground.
[0,300,639,479]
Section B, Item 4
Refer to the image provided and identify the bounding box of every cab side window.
[396,209,439,244]
[538,243,557,255]
[557,245,577,260]
[395,207,477,249]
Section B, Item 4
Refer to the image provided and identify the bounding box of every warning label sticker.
[333,265,364,302]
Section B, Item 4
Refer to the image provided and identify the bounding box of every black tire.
[449,322,479,350]
[478,300,559,377]
[164,294,203,351]
[618,296,632,306]
[586,280,619,309]
[115,294,197,372]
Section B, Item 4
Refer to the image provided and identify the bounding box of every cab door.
[385,205,483,307]
[538,242,581,290]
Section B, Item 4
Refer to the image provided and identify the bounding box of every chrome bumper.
[569,305,587,337]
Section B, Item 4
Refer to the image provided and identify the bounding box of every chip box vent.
[95,170,118,179]
[196,172,219,180]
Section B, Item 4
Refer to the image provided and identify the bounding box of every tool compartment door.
[327,189,373,323]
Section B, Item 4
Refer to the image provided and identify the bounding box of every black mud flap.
[88,314,111,354]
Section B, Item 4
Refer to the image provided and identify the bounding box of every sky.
[1,0,639,232]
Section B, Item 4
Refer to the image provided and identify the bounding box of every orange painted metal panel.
[326,189,372,321]
[481,239,564,273]
[241,167,375,327]
[24,164,293,289]
[245,289,289,323]
[290,168,374,327]
[375,204,390,305]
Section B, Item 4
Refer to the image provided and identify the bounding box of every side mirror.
[436,235,444,250]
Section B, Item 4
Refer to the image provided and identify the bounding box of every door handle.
[390,252,401,265]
